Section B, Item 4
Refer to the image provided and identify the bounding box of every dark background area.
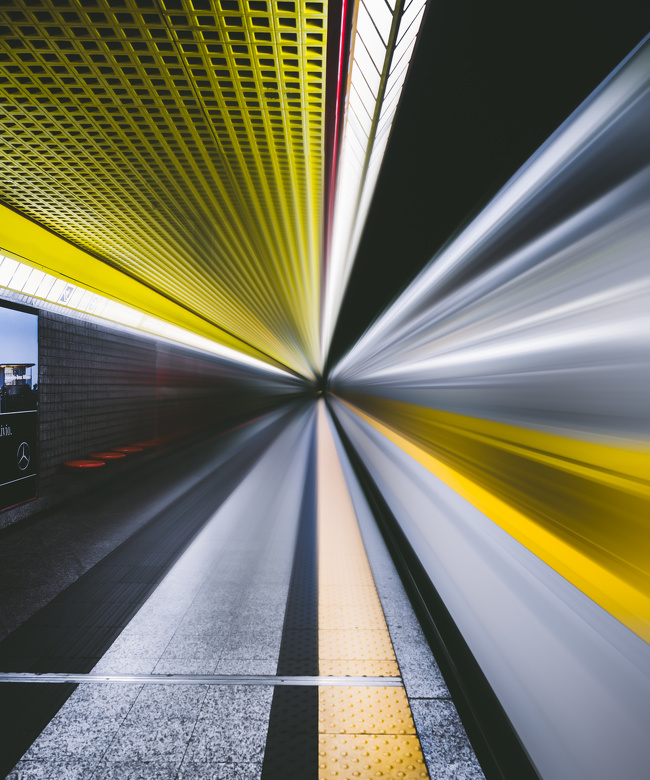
[327,0,650,371]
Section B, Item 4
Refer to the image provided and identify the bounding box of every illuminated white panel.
[0,257,19,287]
[389,34,418,79]
[77,289,94,312]
[346,101,369,144]
[398,0,426,40]
[345,125,368,167]
[35,273,56,300]
[349,92,374,136]
[21,269,46,296]
[353,37,382,94]
[354,64,379,116]
[322,0,429,364]
[10,263,31,292]
[45,278,67,303]
[378,83,403,125]
[365,0,393,43]
[357,17,386,71]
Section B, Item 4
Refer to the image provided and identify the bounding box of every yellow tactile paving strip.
[318,735,429,779]
[319,688,416,734]
[320,661,400,677]
[316,402,429,779]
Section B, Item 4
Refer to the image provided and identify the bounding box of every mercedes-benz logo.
[17,441,31,471]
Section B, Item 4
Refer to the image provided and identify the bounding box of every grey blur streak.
[332,36,650,439]
[332,398,650,780]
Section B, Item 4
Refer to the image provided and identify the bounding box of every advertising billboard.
[1,302,38,510]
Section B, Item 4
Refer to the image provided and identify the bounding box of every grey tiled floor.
[7,412,313,780]
[9,683,270,780]
[0,422,286,644]
[7,405,485,779]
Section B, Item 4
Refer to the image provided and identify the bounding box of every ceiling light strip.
[0,252,296,378]
[0,206,301,377]
[321,0,428,363]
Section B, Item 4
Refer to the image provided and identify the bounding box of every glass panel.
[353,37,381,96]
[362,0,394,44]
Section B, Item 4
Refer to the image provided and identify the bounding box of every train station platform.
[0,401,483,780]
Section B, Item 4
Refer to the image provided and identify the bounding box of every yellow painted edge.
[338,397,650,644]
[0,204,288,371]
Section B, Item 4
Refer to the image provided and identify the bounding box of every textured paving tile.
[319,687,416,735]
[410,700,485,779]
[319,659,400,677]
[186,687,272,766]
[100,685,207,762]
[318,629,395,661]
[21,684,142,762]
[318,734,429,780]
[91,759,182,779]
[152,658,220,675]
[186,723,270,764]
[7,758,97,780]
[214,659,278,675]
[397,646,450,699]
[92,642,167,675]
[200,685,274,722]
[174,610,235,634]
[158,633,225,662]
[228,609,286,630]
[221,629,283,661]
[177,760,263,779]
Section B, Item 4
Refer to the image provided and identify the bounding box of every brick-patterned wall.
[1,307,294,529]
[37,312,158,483]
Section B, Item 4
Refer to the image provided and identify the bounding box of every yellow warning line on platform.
[316,402,429,779]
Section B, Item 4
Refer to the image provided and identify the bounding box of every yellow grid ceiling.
[0,0,327,376]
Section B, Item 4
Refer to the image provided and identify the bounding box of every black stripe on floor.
[261,413,319,780]
[0,406,296,779]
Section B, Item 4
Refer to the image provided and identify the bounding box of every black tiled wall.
[37,311,158,483]
[1,308,281,529]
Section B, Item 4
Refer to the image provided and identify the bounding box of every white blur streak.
[0,256,297,381]
[321,0,428,366]
[332,36,650,437]
[332,397,650,780]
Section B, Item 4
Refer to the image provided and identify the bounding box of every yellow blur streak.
[0,205,290,373]
[339,394,650,643]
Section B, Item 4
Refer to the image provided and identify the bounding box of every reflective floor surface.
[0,401,483,779]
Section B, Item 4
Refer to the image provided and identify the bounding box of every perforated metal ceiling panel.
[1,0,326,376]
